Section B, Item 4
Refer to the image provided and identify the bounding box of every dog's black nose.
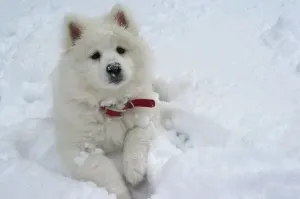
[106,62,122,76]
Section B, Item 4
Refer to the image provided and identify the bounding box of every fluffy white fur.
[51,4,164,199]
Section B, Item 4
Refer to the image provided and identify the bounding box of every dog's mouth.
[109,74,124,84]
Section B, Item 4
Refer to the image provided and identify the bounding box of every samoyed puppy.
[51,4,164,199]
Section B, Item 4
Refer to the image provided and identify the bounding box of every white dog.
[51,4,164,199]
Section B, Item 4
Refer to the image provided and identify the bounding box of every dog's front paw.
[123,154,147,186]
[124,166,145,186]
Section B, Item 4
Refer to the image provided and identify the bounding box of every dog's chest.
[90,107,154,153]
[90,113,127,153]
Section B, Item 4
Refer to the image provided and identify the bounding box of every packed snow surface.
[1,0,300,199]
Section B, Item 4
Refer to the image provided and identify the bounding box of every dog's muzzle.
[106,62,123,84]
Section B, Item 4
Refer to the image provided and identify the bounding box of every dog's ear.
[110,4,139,35]
[63,14,86,49]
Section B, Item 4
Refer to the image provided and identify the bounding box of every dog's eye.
[90,51,101,60]
[116,46,126,55]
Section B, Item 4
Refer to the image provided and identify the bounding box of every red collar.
[100,98,156,117]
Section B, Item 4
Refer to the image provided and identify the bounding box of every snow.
[74,151,90,167]
[1,0,300,199]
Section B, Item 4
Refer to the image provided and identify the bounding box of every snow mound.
[152,148,300,199]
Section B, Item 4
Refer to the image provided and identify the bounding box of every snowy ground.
[1,0,300,198]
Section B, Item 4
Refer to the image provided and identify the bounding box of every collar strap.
[100,99,155,117]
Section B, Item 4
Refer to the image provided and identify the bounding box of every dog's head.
[62,4,152,91]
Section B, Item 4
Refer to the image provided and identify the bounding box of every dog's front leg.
[60,148,131,199]
[123,126,152,186]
